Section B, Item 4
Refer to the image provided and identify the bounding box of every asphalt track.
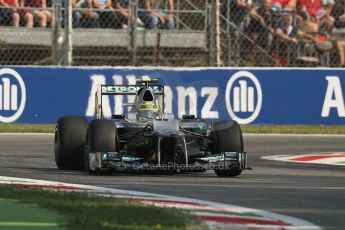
[0,133,344,229]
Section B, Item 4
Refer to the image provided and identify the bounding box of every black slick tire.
[55,116,87,170]
[212,120,244,177]
[84,119,118,174]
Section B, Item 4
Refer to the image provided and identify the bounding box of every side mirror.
[112,114,125,119]
[182,115,195,120]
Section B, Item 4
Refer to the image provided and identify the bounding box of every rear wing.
[95,84,165,119]
[100,84,164,95]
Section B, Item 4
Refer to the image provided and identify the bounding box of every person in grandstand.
[248,0,274,34]
[321,0,334,16]
[296,0,334,33]
[329,0,344,28]
[319,0,335,31]
[338,0,345,24]
[335,40,345,67]
[225,0,252,46]
[92,0,113,28]
[138,0,174,30]
[72,0,99,28]
[247,0,274,44]
[244,0,274,65]
[71,0,81,27]
[271,0,296,10]
[113,0,129,28]
[271,14,316,65]
[0,0,20,27]
[20,0,52,28]
[228,0,252,26]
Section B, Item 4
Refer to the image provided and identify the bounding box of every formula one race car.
[55,77,248,177]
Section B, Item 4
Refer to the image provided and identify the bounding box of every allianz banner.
[0,67,344,125]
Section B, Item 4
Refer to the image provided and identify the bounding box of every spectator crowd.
[0,0,175,29]
[228,0,345,67]
[1,0,345,67]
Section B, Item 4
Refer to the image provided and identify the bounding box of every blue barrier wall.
[0,66,344,125]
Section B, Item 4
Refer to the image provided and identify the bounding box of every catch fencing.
[0,0,344,67]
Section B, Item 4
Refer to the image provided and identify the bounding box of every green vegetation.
[0,198,66,230]
[0,124,55,133]
[241,125,345,134]
[0,185,205,230]
[1,124,345,134]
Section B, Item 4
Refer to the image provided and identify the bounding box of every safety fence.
[0,0,345,67]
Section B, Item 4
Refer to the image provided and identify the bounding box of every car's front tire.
[84,119,118,174]
[211,120,244,177]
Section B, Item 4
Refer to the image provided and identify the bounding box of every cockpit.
[135,88,159,120]
[142,89,154,102]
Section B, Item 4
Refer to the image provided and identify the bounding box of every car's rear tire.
[211,120,244,177]
[55,116,87,170]
[84,119,118,174]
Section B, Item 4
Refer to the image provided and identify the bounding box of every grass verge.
[241,125,345,134]
[0,185,205,230]
[0,124,345,134]
[0,198,66,230]
[0,124,55,133]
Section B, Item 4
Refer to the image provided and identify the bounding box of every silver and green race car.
[55,77,249,177]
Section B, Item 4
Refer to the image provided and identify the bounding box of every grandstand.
[0,0,344,67]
